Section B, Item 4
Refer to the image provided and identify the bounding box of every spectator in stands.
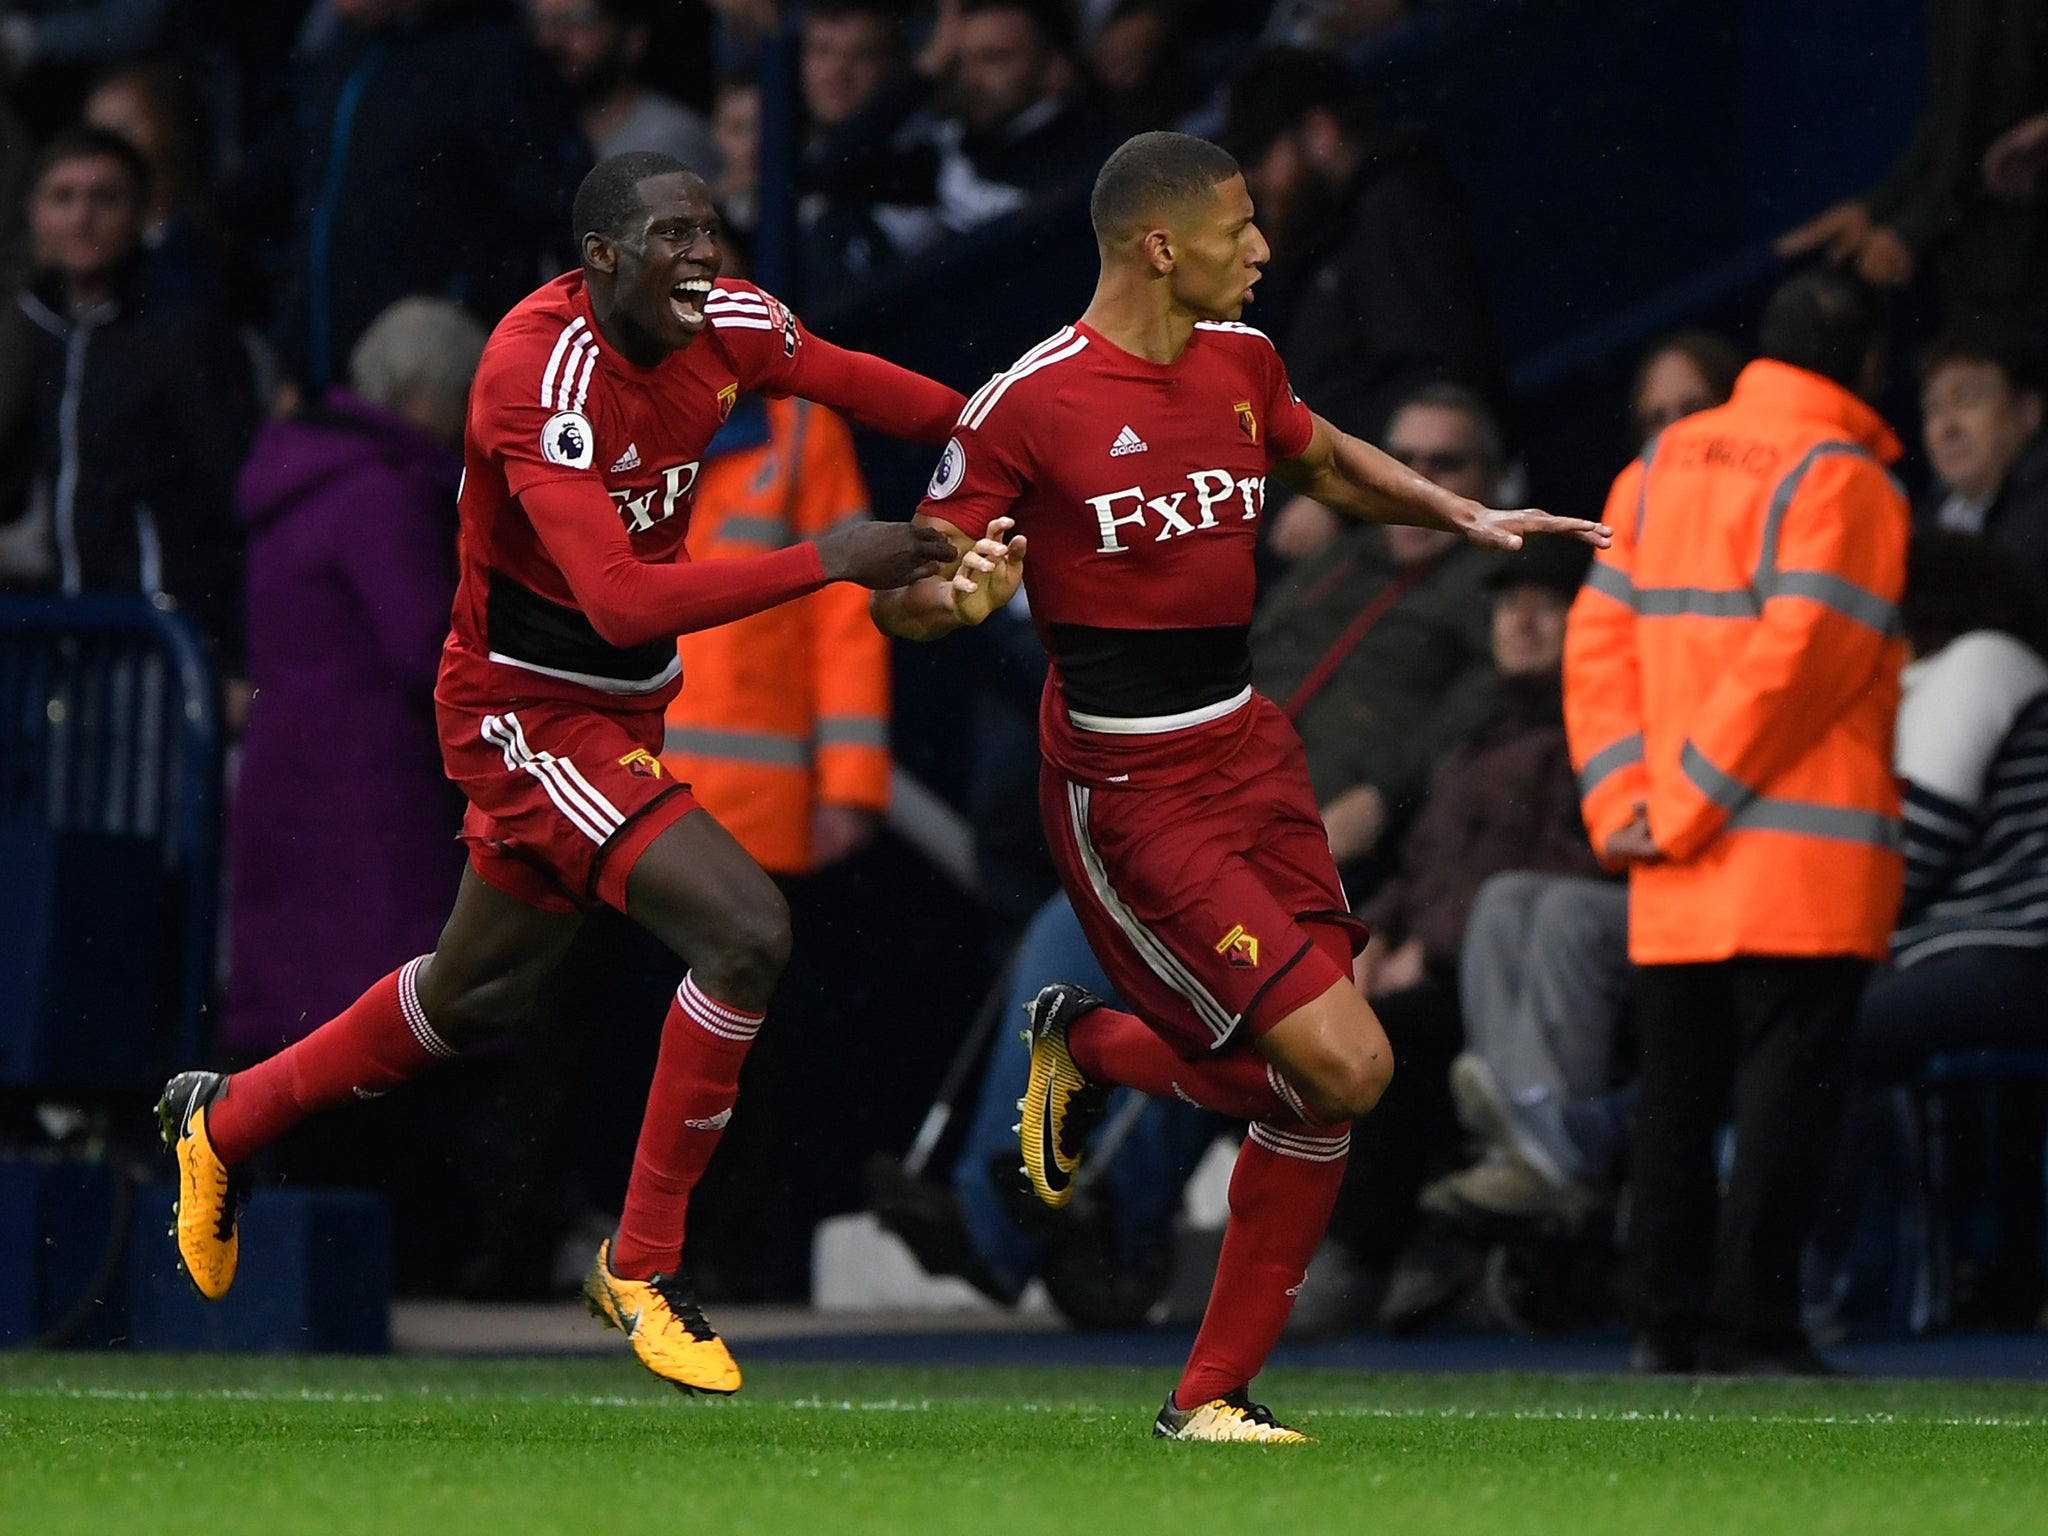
[1632,330,1746,444]
[1916,332,2048,597]
[82,60,225,304]
[801,0,902,136]
[16,126,254,669]
[1777,0,2048,333]
[1810,531,2048,1330]
[794,0,908,290]
[710,71,761,236]
[227,0,587,391]
[1567,268,1909,1375]
[221,297,484,1058]
[1338,537,1604,1331]
[1252,380,1504,880]
[526,0,717,175]
[1223,47,1499,474]
[806,0,1106,270]
[1087,0,1200,133]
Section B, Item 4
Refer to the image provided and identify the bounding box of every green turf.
[3,1354,2047,1535]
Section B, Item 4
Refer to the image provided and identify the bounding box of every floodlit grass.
[2,1354,2046,1534]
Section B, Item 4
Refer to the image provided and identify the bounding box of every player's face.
[1168,174,1269,323]
[29,155,143,284]
[600,172,724,352]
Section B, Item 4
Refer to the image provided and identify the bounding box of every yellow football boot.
[582,1238,742,1395]
[1018,983,1112,1208]
[1152,1389,1313,1444]
[156,1071,247,1300]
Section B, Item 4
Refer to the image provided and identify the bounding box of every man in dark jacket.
[227,0,589,390]
[1250,380,1505,880]
[17,127,255,669]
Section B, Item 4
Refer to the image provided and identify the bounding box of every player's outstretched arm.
[787,336,967,445]
[524,481,955,646]
[1275,412,1612,553]
[870,515,1027,641]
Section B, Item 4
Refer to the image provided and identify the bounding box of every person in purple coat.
[221,297,488,1057]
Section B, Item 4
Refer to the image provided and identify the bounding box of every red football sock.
[610,972,763,1281]
[1067,1005,1318,1124]
[1175,1121,1352,1408]
[206,956,456,1165]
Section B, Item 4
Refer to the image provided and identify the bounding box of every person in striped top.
[1859,531,2048,1073]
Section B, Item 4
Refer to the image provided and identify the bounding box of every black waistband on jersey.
[1047,623,1253,720]
[485,570,678,686]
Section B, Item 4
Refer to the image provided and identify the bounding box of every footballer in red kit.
[156,152,962,1396]
[876,131,1607,1442]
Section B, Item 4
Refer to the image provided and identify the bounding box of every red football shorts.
[438,694,700,914]
[1040,701,1368,1060]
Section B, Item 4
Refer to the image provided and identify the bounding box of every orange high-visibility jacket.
[1564,359,1909,964]
[661,396,890,875]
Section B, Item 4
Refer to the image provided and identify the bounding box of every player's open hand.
[1458,506,1612,553]
[819,520,959,589]
[947,517,1027,626]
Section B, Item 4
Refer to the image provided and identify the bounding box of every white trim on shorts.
[1064,779,1239,1047]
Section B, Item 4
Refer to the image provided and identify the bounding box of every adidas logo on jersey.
[609,442,642,473]
[1109,425,1148,457]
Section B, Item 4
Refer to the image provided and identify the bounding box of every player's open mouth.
[670,278,712,330]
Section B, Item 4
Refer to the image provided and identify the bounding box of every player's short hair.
[1756,266,1888,390]
[349,296,489,414]
[33,124,151,206]
[1089,131,1240,246]
[572,150,694,249]
[1917,328,2045,398]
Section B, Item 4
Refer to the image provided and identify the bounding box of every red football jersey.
[442,271,811,714]
[918,319,1314,784]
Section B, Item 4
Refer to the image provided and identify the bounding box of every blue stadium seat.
[0,593,223,1090]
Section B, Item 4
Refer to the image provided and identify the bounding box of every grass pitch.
[3,1354,2046,1535]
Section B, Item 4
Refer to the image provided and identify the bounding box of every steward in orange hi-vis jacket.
[661,395,890,875]
[1565,357,1910,965]
[1563,270,1910,1372]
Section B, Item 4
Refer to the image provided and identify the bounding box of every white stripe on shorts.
[480,711,624,846]
[1064,780,1238,1046]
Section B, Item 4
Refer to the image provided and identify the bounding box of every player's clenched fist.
[817,520,959,588]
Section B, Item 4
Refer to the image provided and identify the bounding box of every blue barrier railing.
[0,593,223,1088]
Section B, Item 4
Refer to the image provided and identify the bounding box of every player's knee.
[699,887,792,1003]
[1302,1041,1394,1122]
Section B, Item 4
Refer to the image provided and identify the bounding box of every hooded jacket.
[220,391,465,1054]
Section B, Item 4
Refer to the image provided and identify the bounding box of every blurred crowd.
[3,0,2047,1348]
